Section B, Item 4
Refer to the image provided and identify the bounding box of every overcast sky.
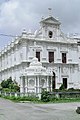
[0,0,80,49]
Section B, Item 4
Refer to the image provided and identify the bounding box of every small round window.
[48,31,53,38]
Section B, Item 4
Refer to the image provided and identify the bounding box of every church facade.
[0,14,80,93]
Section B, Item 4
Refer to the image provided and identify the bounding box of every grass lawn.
[0,95,80,103]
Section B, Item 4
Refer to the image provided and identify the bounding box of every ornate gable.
[40,16,61,25]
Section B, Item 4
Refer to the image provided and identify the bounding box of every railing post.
[5,92,7,96]
[15,93,18,97]
[10,93,12,97]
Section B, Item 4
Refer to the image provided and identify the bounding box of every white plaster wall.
[0,16,80,90]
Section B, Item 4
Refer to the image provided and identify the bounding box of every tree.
[1,77,13,88]
[1,77,20,92]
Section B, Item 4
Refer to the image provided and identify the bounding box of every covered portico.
[20,57,53,94]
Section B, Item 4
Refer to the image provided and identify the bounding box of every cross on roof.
[48,8,52,16]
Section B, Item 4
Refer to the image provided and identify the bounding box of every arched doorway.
[52,72,56,89]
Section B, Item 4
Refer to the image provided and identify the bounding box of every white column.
[15,93,17,97]
[15,46,18,65]
[37,76,40,93]
[11,49,14,66]
[57,45,61,62]
[25,76,28,93]
[22,46,27,61]
[51,76,53,92]
[35,76,37,93]
[20,76,24,93]
[68,65,73,88]
[47,76,49,91]
[33,47,36,57]
[33,42,37,57]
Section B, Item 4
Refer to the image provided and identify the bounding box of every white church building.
[0,12,80,93]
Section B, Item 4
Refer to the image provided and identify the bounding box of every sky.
[0,0,80,49]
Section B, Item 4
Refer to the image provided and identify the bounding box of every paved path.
[0,98,80,120]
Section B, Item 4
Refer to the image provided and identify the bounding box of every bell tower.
[40,9,61,39]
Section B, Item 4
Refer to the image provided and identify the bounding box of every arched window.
[48,31,53,38]
[29,79,34,87]
[40,79,45,87]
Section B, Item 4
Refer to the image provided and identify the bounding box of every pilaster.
[37,76,40,93]
[25,76,28,93]
[47,76,49,91]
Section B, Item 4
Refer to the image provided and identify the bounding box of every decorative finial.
[15,35,18,39]
[48,8,52,16]
[22,29,27,34]
[41,16,44,20]
[22,29,27,38]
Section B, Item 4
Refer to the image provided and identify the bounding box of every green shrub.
[49,95,59,102]
[59,84,65,90]
[1,77,20,92]
[68,88,74,91]
[3,95,39,102]
[3,88,10,92]
[1,77,13,88]
[41,90,50,102]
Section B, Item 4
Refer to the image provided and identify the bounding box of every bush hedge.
[41,90,50,102]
